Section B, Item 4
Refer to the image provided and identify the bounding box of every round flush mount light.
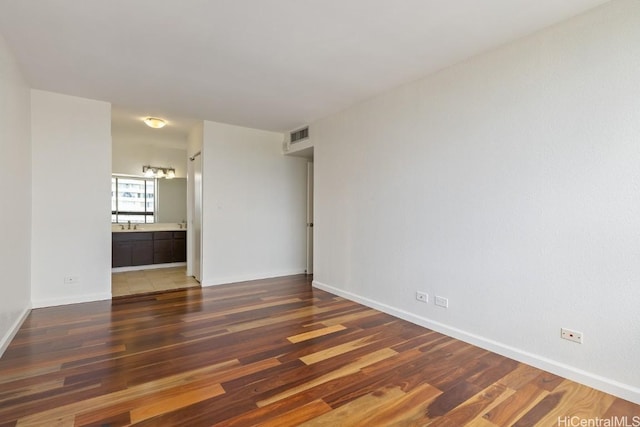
[143,117,166,129]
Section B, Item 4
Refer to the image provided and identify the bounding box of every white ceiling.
[111,105,200,147]
[0,0,609,134]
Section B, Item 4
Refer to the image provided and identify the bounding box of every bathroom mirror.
[156,178,187,223]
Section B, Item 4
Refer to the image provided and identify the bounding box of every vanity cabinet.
[172,231,187,262]
[112,230,187,267]
[153,232,174,264]
[112,232,153,267]
[153,231,186,263]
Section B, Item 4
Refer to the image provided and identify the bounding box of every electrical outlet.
[435,296,448,308]
[415,291,428,303]
[64,275,80,285]
[561,328,583,344]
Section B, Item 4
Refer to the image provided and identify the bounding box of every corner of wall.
[0,32,33,357]
[0,306,31,358]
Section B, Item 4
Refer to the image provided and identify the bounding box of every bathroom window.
[111,176,155,223]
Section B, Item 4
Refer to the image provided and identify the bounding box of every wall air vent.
[290,127,309,144]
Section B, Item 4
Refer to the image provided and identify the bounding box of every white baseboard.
[0,306,31,358]
[203,270,307,287]
[111,262,187,273]
[312,280,640,405]
[31,292,112,309]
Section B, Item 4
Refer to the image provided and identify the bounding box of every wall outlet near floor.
[561,328,583,344]
[435,296,448,308]
[64,275,80,285]
[415,291,428,303]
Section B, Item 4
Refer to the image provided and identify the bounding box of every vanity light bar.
[142,165,176,179]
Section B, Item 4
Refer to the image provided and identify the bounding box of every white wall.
[112,140,187,178]
[201,121,307,285]
[313,1,640,403]
[0,34,31,355]
[31,90,112,307]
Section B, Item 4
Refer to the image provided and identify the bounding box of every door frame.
[306,162,314,275]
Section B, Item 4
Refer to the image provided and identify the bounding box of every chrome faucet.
[127,220,131,230]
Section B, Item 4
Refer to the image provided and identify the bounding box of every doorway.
[306,162,314,275]
[110,107,200,297]
[189,151,203,282]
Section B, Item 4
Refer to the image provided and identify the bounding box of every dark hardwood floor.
[0,275,637,426]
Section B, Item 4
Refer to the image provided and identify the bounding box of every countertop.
[112,223,187,233]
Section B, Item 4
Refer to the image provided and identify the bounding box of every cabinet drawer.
[112,232,152,242]
[173,231,186,239]
[153,231,173,240]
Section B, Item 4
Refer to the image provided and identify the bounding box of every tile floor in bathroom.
[112,266,200,297]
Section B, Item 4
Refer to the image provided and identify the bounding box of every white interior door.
[306,162,314,275]
[193,154,202,282]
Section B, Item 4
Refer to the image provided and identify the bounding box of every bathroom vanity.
[112,228,186,268]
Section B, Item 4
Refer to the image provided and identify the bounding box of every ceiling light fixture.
[143,117,167,129]
[142,165,176,179]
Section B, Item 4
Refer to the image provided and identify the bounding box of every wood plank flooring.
[0,275,637,426]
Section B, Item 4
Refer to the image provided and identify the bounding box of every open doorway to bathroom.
[111,106,201,297]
